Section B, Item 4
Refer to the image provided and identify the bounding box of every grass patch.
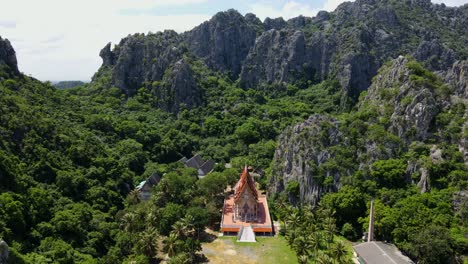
[202,236,297,264]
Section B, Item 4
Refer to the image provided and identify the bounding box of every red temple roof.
[233,165,258,202]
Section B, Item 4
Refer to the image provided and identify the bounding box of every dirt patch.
[202,238,259,264]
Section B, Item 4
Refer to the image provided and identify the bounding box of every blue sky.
[0,0,465,81]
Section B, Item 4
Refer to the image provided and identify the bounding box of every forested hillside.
[0,0,467,263]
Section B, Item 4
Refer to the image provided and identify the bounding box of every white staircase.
[237,225,256,242]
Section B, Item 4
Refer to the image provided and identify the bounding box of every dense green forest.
[1,54,466,263]
[1,0,467,263]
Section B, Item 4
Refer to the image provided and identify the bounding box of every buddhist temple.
[220,166,273,239]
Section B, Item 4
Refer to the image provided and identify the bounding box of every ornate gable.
[234,165,258,203]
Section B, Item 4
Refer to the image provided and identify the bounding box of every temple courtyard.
[201,236,297,264]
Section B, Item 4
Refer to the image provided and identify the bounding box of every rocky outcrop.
[0,239,8,264]
[97,31,184,96]
[92,1,468,109]
[185,9,259,79]
[360,56,440,143]
[445,60,468,99]
[94,31,205,113]
[156,59,202,113]
[270,115,348,205]
[413,40,457,72]
[264,17,287,30]
[239,29,306,88]
[0,36,19,77]
[271,57,453,203]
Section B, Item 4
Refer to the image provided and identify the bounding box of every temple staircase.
[237,225,256,242]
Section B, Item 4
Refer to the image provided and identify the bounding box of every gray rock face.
[0,239,8,264]
[0,36,19,76]
[445,60,468,99]
[413,40,457,72]
[338,53,378,98]
[239,29,306,88]
[93,1,468,109]
[237,0,466,98]
[102,31,184,96]
[94,31,204,113]
[270,115,347,205]
[271,57,452,203]
[185,9,259,79]
[361,56,439,143]
[287,16,312,29]
[156,59,202,113]
[264,17,287,30]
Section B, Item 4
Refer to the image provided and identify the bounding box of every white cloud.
[248,1,320,20]
[0,0,210,81]
[432,0,467,6]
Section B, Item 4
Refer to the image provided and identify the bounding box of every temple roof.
[234,165,258,202]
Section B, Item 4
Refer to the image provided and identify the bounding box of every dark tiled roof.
[180,154,215,176]
[200,159,215,175]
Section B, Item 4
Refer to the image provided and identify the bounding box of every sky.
[0,0,466,81]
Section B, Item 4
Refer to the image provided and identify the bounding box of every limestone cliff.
[0,36,19,78]
[92,1,468,109]
[184,9,260,79]
[271,56,465,203]
[270,115,348,205]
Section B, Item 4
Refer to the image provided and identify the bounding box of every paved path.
[238,226,256,242]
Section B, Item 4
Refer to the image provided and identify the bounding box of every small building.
[353,241,414,264]
[135,174,160,201]
[220,166,273,240]
[353,200,414,263]
[180,154,215,177]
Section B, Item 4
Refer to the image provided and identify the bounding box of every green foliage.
[370,159,407,188]
[0,39,465,264]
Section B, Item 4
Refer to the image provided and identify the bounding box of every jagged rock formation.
[0,239,8,264]
[0,36,19,77]
[155,59,202,113]
[239,0,466,98]
[271,56,462,203]
[446,60,468,99]
[95,31,184,97]
[93,1,468,109]
[360,56,440,143]
[263,17,287,30]
[185,9,261,79]
[270,115,348,205]
[413,40,457,72]
[239,30,307,88]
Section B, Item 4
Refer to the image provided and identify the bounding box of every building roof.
[136,180,146,190]
[353,241,414,264]
[220,194,272,233]
[180,153,215,176]
[234,166,258,202]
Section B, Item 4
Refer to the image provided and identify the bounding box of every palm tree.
[286,211,301,230]
[324,217,337,246]
[163,233,179,257]
[293,236,312,257]
[120,212,137,233]
[308,231,321,258]
[127,189,140,205]
[285,229,298,246]
[171,221,186,239]
[298,254,308,264]
[137,227,159,258]
[181,215,196,238]
[331,240,348,264]
[316,251,334,264]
